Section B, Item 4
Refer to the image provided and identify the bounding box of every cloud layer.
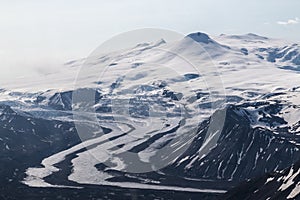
[277,17,299,25]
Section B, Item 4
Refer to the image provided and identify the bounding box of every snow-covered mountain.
[1,32,300,199]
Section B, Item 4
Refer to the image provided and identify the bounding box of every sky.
[0,0,300,83]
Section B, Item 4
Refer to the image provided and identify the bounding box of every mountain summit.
[185,32,214,44]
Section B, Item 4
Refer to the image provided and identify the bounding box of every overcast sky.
[0,0,300,82]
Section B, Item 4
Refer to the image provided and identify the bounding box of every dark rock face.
[256,45,300,68]
[166,103,300,184]
[223,160,300,200]
[241,48,249,55]
[0,104,81,185]
[186,32,213,44]
[48,91,73,110]
[38,89,102,111]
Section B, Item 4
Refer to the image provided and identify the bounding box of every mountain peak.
[246,33,269,40]
[185,32,213,44]
[154,38,166,46]
[220,33,269,41]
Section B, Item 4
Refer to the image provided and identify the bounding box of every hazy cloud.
[277,17,299,25]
